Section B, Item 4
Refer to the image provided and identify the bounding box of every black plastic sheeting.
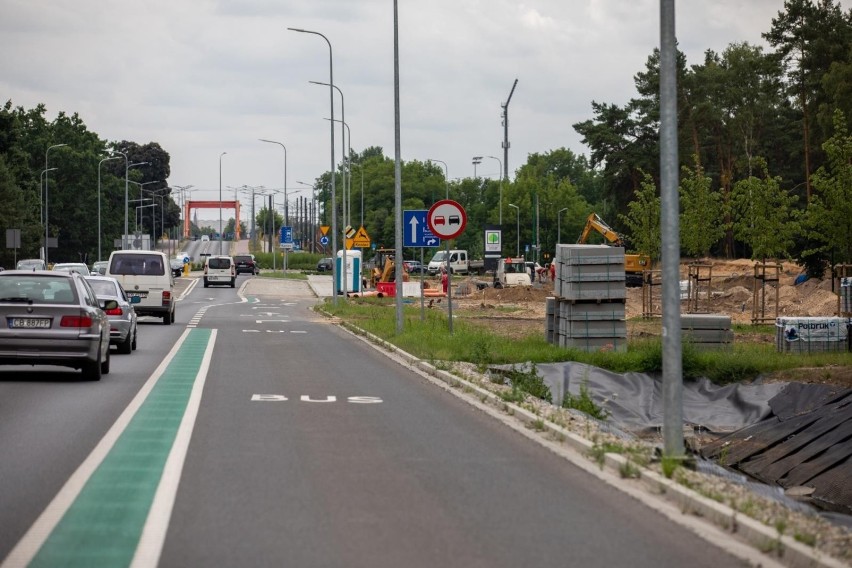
[701,384,852,515]
[499,362,787,435]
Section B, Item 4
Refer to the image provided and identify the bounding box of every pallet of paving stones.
[775,316,851,354]
[557,334,628,353]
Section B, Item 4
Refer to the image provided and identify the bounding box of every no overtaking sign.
[427,199,467,240]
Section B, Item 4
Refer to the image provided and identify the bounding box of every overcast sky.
[3,0,792,209]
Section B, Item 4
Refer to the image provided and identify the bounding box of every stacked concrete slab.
[546,245,627,352]
[681,314,733,350]
[776,317,850,353]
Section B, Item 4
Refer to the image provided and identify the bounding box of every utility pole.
[501,79,518,180]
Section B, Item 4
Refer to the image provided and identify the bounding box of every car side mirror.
[102,299,119,310]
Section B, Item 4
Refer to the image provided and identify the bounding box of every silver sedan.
[0,271,113,380]
[84,276,139,354]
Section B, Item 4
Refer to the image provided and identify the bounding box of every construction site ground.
[443,258,851,388]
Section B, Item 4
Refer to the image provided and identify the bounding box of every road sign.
[320,225,330,236]
[351,226,370,248]
[427,200,467,240]
[403,210,439,247]
[279,226,293,245]
[320,235,329,246]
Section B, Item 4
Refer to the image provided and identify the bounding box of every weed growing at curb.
[562,379,609,420]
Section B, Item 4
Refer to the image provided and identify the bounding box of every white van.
[203,255,235,288]
[105,250,175,325]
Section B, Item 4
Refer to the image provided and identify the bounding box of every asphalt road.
[0,275,747,567]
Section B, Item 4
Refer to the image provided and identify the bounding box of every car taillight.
[162,290,171,306]
[105,306,124,316]
[231,266,236,276]
[60,315,93,328]
[203,265,208,275]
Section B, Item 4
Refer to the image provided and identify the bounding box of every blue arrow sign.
[403,210,439,247]
[320,235,329,246]
[279,226,293,244]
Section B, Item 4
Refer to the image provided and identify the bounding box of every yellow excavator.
[370,248,410,288]
[577,213,651,286]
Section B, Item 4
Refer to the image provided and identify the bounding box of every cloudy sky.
[3,0,791,210]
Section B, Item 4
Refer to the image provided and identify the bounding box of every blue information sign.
[279,226,293,244]
[403,210,439,247]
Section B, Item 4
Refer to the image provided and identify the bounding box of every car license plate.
[127,291,148,299]
[10,318,51,329]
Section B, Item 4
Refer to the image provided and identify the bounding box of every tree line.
[4,0,851,275]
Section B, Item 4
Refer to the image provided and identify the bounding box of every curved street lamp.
[289,26,338,303]
[258,139,287,226]
[43,144,68,264]
[426,158,449,201]
[219,152,227,243]
[98,156,122,260]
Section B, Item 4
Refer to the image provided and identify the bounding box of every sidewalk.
[306,275,333,297]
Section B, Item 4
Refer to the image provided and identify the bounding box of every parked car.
[52,262,91,276]
[170,258,185,278]
[403,260,427,275]
[16,259,46,271]
[85,276,138,354]
[203,255,235,288]
[0,270,114,380]
[91,261,109,275]
[200,234,210,242]
[317,257,334,272]
[233,254,259,275]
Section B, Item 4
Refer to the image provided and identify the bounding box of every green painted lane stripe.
[27,328,212,568]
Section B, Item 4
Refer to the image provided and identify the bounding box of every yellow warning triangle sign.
[351,226,371,248]
[319,226,330,236]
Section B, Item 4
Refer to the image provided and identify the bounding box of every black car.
[234,254,259,275]
[316,257,333,272]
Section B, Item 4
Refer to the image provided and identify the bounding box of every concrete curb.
[325,313,847,568]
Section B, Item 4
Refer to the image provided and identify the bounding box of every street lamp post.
[472,156,482,178]
[289,26,338,304]
[113,151,149,250]
[43,143,68,265]
[296,181,316,252]
[557,207,568,245]
[311,81,347,228]
[258,139,288,225]
[127,180,162,232]
[219,152,227,244]
[508,203,520,257]
[487,155,503,225]
[98,156,122,260]
[427,158,449,200]
[39,167,57,262]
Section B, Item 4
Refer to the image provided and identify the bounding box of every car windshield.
[430,252,446,263]
[234,256,252,263]
[208,258,231,269]
[0,274,76,304]
[86,279,119,296]
[16,259,45,270]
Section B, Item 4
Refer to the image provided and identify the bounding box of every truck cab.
[494,257,532,288]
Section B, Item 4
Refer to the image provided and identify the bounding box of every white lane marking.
[301,395,337,402]
[290,331,307,334]
[242,330,261,333]
[1,329,195,568]
[251,395,383,404]
[255,320,290,323]
[131,330,217,568]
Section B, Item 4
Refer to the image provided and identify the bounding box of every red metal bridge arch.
[183,200,241,239]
